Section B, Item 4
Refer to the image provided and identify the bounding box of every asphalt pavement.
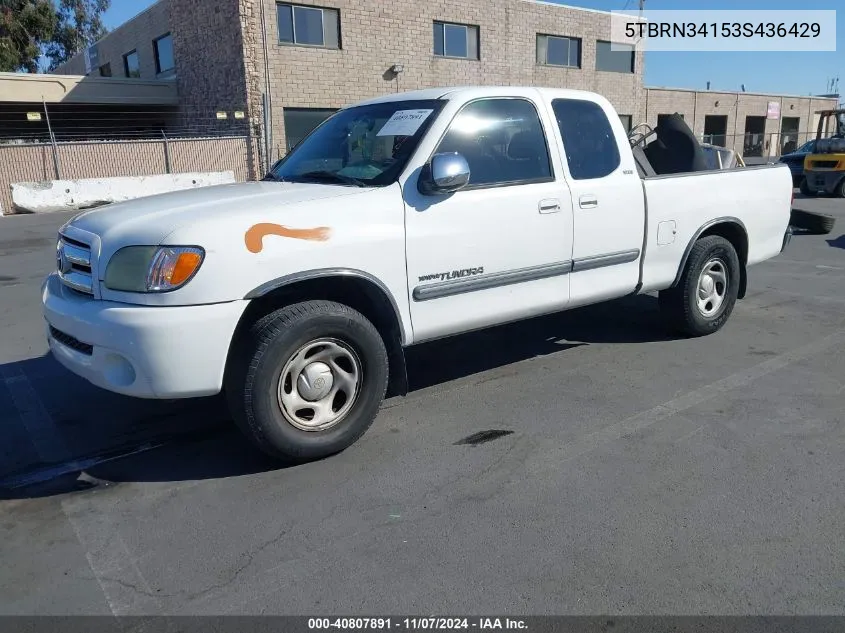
[0,194,843,616]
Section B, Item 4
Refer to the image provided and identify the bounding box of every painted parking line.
[530,327,845,473]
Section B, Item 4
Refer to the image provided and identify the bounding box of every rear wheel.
[659,235,741,337]
[836,177,845,199]
[226,300,389,462]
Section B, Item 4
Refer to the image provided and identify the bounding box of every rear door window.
[551,98,621,180]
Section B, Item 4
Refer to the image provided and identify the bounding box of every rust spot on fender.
[244,223,332,253]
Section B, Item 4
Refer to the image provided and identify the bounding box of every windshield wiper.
[292,171,367,187]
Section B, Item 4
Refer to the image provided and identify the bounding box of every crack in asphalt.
[172,529,290,602]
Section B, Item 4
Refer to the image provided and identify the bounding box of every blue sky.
[103,0,843,97]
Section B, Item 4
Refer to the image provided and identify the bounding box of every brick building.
[54,0,838,163]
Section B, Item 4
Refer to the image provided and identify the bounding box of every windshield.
[266,99,446,187]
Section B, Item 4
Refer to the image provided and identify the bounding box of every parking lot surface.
[1,195,843,615]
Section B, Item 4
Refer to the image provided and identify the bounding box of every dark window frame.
[536,33,581,69]
[153,33,175,74]
[98,62,112,77]
[428,96,556,191]
[277,2,342,49]
[552,97,622,181]
[122,49,140,78]
[595,40,635,74]
[618,114,633,132]
[433,20,480,60]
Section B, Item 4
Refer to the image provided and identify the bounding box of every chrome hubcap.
[277,338,362,431]
[696,258,728,317]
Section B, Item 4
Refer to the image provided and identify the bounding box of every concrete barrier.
[7,171,236,215]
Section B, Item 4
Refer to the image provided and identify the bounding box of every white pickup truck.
[43,86,794,461]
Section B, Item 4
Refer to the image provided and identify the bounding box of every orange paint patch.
[244,223,332,253]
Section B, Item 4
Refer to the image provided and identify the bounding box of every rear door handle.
[579,195,598,209]
[538,198,561,214]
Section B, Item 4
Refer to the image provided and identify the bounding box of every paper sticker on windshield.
[376,109,434,137]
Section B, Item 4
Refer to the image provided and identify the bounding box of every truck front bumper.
[42,273,248,399]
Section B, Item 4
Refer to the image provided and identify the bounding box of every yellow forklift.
[801,109,845,197]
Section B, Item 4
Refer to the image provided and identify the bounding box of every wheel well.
[227,277,409,397]
[697,221,749,299]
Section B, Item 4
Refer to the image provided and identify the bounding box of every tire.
[836,177,845,199]
[799,177,812,196]
[659,235,741,337]
[790,209,836,235]
[226,300,389,462]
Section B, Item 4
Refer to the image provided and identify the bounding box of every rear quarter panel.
[640,164,793,292]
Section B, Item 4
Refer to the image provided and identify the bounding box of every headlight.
[104,245,205,293]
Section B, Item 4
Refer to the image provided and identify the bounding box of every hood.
[64,180,369,247]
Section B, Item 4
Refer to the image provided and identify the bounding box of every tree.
[45,0,110,70]
[0,0,56,72]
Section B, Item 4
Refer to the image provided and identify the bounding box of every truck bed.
[639,163,794,293]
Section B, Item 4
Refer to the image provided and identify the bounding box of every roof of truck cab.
[346,86,604,108]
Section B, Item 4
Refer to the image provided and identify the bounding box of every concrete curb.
[6,171,236,215]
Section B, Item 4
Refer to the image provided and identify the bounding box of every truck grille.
[49,325,93,356]
[57,234,94,295]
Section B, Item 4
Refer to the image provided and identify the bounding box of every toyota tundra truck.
[42,86,794,462]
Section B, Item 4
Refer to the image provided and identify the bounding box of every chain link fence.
[699,131,824,163]
[0,104,266,215]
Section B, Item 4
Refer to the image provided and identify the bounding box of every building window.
[123,50,140,78]
[283,107,338,152]
[434,98,553,187]
[433,21,479,60]
[153,33,175,74]
[595,40,634,74]
[537,34,580,68]
[98,63,112,77]
[277,3,340,48]
[552,98,621,180]
[703,115,728,147]
[780,116,800,154]
[618,114,632,132]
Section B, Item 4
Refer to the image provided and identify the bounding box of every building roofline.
[519,0,617,18]
[646,85,839,101]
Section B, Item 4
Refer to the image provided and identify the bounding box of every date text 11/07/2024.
[307,618,528,630]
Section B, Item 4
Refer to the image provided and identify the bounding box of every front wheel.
[659,235,741,337]
[226,300,389,462]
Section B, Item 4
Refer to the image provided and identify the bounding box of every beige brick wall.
[646,88,839,157]
[54,0,172,79]
[249,0,646,155]
[50,0,840,166]
[169,0,252,113]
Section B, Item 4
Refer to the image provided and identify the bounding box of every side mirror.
[418,152,471,195]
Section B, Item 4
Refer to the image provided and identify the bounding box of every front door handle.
[538,198,561,214]
[579,195,598,209]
